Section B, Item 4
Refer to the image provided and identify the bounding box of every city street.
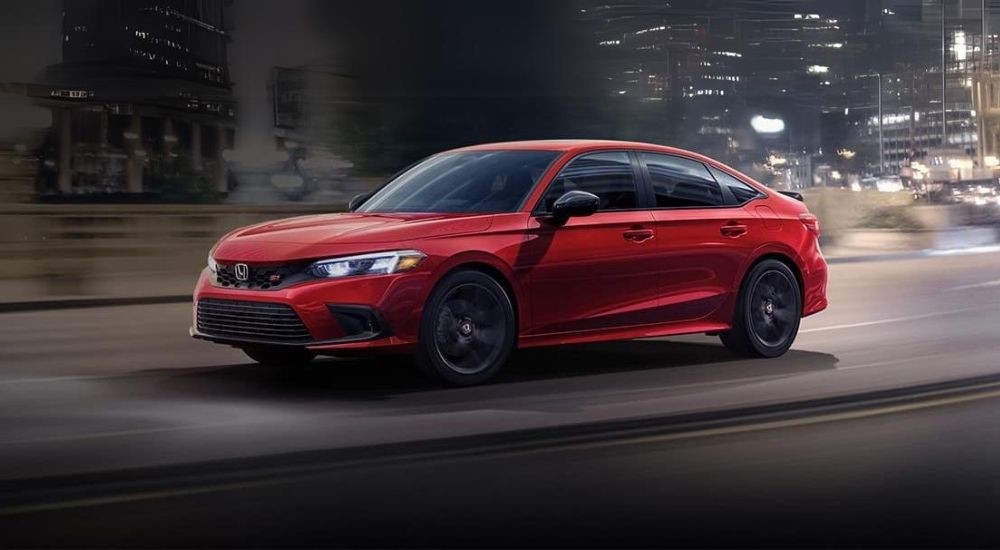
[0,252,999,545]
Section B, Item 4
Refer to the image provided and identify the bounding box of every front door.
[521,151,661,335]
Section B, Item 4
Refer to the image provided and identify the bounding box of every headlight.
[208,253,219,273]
[309,250,426,279]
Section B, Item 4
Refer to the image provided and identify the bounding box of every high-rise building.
[850,0,996,177]
[578,0,857,171]
[2,0,236,196]
[62,0,230,88]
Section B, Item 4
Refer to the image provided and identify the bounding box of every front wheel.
[416,270,517,386]
[242,345,316,368]
[720,259,802,358]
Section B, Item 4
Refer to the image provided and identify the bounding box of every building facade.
[3,0,236,198]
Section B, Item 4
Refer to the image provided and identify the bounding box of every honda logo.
[234,263,249,282]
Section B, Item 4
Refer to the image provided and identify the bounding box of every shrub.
[855,206,925,231]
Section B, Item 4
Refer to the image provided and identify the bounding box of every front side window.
[358,150,559,213]
[641,153,724,208]
[709,165,766,204]
[540,151,638,211]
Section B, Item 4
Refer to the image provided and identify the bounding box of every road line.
[949,279,1000,291]
[799,305,996,334]
[927,245,1000,256]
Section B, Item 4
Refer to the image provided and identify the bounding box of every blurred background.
[1,0,999,304]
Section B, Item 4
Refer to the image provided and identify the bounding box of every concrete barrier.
[0,204,345,304]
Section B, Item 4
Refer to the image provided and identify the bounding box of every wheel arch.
[428,253,525,336]
[743,252,806,310]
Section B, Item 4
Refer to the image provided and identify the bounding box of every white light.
[751,115,785,134]
[954,31,967,61]
[807,65,829,74]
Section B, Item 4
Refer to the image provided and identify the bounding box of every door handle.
[623,229,655,243]
[720,222,748,238]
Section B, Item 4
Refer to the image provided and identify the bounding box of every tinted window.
[358,150,559,213]
[541,151,637,211]
[640,153,723,208]
[709,165,765,204]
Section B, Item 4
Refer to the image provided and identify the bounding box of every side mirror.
[548,190,600,225]
[348,192,370,212]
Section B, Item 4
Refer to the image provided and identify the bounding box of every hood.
[212,212,494,263]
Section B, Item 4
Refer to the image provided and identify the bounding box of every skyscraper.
[6,0,237,196]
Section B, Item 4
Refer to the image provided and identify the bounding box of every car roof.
[448,139,775,199]
[449,139,720,164]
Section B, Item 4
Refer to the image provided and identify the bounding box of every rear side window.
[540,151,638,211]
[709,165,766,204]
[640,153,723,208]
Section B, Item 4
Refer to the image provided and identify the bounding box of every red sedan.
[193,140,827,385]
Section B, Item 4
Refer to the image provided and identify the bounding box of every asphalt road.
[0,252,999,546]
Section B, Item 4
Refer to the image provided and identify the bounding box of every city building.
[1,0,235,197]
[853,0,1000,179]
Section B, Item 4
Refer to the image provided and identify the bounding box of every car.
[192,140,828,385]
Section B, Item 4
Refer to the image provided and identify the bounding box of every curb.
[0,295,191,314]
[827,244,1000,264]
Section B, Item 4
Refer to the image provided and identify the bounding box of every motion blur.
[1,0,1000,547]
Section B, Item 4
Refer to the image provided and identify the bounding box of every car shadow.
[139,338,840,404]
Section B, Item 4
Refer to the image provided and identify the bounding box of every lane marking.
[799,305,996,334]
[4,383,1000,517]
[927,245,1000,256]
[949,279,1000,291]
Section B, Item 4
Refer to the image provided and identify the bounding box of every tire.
[720,259,802,358]
[242,345,317,368]
[416,270,517,386]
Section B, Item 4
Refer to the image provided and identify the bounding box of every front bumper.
[190,268,428,352]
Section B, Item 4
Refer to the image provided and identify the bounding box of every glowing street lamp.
[751,115,785,134]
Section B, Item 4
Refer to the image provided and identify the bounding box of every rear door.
[638,152,758,324]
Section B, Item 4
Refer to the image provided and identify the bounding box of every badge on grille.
[234,263,249,281]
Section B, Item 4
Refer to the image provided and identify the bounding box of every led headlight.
[309,250,426,279]
[208,253,219,273]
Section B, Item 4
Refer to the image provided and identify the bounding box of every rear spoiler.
[778,190,804,202]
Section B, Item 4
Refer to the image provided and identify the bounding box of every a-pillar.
[126,113,143,193]
[214,125,227,192]
[56,108,72,194]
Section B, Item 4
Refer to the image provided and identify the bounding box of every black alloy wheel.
[720,259,802,358]
[417,270,516,386]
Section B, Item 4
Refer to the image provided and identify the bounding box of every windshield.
[357,150,560,213]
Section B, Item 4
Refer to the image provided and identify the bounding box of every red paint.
[193,140,828,354]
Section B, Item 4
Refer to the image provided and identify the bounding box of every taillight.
[799,213,821,237]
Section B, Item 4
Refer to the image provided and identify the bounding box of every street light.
[751,115,785,134]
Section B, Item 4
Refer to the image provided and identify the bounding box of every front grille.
[196,298,313,344]
[215,263,306,290]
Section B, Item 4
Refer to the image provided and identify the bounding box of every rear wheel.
[720,259,801,358]
[416,270,516,386]
[242,345,316,368]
